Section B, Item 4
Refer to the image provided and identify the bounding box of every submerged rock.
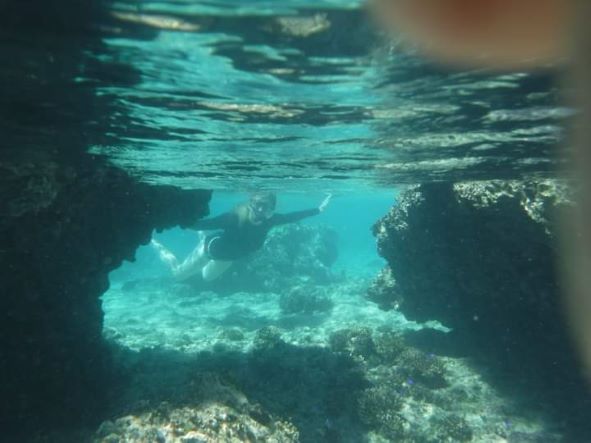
[345,327,521,442]
[329,327,377,363]
[1,159,211,436]
[358,383,406,440]
[431,413,474,442]
[371,180,571,326]
[94,403,298,443]
[279,284,334,315]
[371,179,570,340]
[92,368,299,442]
[252,326,285,351]
[366,266,399,310]
[370,180,591,438]
[397,348,448,390]
[98,320,566,443]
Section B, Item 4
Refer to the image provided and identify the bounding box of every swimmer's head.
[248,191,276,223]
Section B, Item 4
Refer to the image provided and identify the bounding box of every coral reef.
[431,414,474,442]
[371,180,570,328]
[252,326,285,350]
[329,327,377,363]
[372,329,406,363]
[366,266,399,310]
[370,180,591,437]
[279,284,334,315]
[93,364,302,442]
[95,399,298,443]
[396,348,448,390]
[98,281,571,443]
[358,384,406,440]
[1,1,581,440]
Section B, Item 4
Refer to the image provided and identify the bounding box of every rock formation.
[1,159,210,433]
[370,180,590,434]
[0,0,210,435]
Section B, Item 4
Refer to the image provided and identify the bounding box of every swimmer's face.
[371,0,570,68]
[249,198,274,223]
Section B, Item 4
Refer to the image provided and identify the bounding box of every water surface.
[85,0,567,190]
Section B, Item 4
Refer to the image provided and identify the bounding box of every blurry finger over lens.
[370,0,571,69]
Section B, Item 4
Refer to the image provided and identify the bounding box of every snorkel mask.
[249,192,276,222]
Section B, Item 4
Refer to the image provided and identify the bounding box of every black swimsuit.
[194,207,320,261]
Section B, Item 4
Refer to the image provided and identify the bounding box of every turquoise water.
[109,190,396,283]
[89,0,566,191]
[92,1,576,442]
[3,0,586,440]
[100,179,560,441]
[103,188,418,352]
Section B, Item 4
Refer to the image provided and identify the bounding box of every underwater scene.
[2,0,591,442]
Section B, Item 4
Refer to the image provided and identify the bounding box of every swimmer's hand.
[318,193,332,212]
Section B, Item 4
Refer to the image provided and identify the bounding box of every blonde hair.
[233,192,276,226]
[249,191,276,210]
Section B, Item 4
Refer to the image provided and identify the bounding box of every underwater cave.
[2,0,591,442]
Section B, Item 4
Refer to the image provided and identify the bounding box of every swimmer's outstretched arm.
[271,194,331,226]
[271,208,320,225]
[318,193,332,212]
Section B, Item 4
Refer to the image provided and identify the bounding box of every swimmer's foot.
[197,231,206,255]
[150,238,179,268]
[150,238,163,251]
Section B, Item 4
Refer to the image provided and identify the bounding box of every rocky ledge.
[369,180,590,436]
[0,159,211,435]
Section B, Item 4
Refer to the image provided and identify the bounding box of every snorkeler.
[151,192,332,282]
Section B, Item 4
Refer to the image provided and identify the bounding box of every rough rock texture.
[95,332,369,443]
[0,159,211,434]
[279,284,335,315]
[0,0,375,440]
[90,354,303,442]
[99,305,569,442]
[94,370,300,443]
[0,0,213,436]
[372,180,568,324]
[327,326,558,443]
[371,180,591,436]
[95,403,299,443]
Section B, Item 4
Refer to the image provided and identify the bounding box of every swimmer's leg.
[202,260,233,282]
[171,232,209,281]
[151,233,208,281]
[151,239,179,270]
